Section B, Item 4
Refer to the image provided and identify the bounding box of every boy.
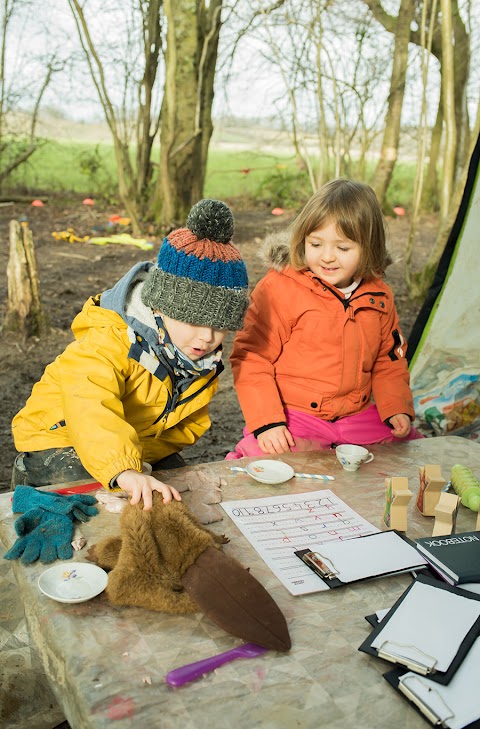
[12,199,249,510]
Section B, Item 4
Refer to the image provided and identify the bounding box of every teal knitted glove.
[12,485,98,523]
[4,507,75,564]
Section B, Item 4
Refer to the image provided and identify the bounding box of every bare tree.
[438,0,457,224]
[0,0,59,188]
[151,0,224,226]
[405,0,438,294]
[364,0,415,206]
[67,0,163,233]
[364,0,472,210]
[241,0,389,192]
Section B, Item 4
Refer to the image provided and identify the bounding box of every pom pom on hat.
[186,199,234,243]
[141,199,249,331]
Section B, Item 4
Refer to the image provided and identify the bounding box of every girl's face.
[305,220,361,289]
[161,314,226,360]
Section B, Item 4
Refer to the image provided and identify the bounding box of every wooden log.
[0,195,48,203]
[2,220,49,337]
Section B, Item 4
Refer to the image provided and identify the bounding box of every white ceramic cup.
[335,444,374,472]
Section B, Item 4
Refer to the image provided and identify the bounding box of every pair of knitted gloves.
[4,485,98,564]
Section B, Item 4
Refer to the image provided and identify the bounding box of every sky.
[5,0,480,131]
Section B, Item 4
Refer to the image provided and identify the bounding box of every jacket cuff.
[384,414,414,429]
[253,422,287,438]
[97,456,143,490]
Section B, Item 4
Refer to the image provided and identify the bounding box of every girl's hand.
[257,426,296,454]
[388,414,412,438]
[116,470,182,511]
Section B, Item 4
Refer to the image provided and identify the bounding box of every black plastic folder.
[294,530,427,589]
[359,575,480,685]
[384,640,480,728]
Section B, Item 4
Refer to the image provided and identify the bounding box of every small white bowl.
[246,460,295,485]
[38,562,108,603]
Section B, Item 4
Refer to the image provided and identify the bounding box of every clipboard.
[365,608,391,628]
[359,574,480,684]
[294,530,428,589]
[384,637,480,728]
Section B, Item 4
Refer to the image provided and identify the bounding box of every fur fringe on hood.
[259,230,291,271]
[258,228,394,276]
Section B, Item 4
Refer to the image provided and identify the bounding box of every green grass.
[7,140,118,196]
[205,149,296,200]
[4,137,419,212]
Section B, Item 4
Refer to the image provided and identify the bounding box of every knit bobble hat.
[141,199,249,330]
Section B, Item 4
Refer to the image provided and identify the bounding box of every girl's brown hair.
[289,179,391,279]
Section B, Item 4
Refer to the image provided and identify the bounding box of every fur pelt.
[87,496,228,614]
[88,496,292,650]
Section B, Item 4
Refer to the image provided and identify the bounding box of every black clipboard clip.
[399,674,454,726]
[298,550,339,580]
[378,640,438,675]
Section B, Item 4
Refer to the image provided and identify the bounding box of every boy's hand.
[116,470,182,511]
[257,426,295,454]
[388,414,412,438]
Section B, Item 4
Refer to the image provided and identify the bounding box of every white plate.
[246,460,295,485]
[38,562,108,603]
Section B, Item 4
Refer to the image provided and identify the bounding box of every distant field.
[5,122,418,210]
[7,138,300,199]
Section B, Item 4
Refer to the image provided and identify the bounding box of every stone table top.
[1,436,480,729]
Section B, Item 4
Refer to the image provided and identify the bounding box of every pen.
[229,466,334,481]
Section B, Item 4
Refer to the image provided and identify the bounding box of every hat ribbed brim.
[141,269,249,331]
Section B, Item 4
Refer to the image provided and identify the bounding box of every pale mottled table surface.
[1,436,480,729]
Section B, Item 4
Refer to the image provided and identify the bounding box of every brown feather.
[182,547,291,652]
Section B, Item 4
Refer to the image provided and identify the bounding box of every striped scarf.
[127,312,223,394]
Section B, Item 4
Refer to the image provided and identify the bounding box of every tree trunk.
[423,89,442,211]
[372,0,415,206]
[151,0,223,227]
[451,0,470,179]
[135,0,162,205]
[439,0,456,225]
[3,221,48,338]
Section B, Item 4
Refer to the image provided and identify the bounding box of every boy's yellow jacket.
[12,294,220,488]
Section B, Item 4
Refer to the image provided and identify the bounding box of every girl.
[228,179,422,459]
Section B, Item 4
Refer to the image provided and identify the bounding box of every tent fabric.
[408,132,480,440]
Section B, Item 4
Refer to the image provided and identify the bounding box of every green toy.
[451,464,480,512]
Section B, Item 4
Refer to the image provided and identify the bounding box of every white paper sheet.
[221,489,378,595]
[372,581,480,672]
[308,531,427,583]
[399,637,480,729]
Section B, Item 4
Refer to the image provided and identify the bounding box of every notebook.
[384,637,480,727]
[416,531,480,585]
[294,530,427,589]
[359,575,480,683]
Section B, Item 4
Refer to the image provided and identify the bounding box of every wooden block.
[383,477,413,532]
[432,492,460,536]
[416,464,447,516]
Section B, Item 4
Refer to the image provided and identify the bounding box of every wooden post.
[3,220,48,337]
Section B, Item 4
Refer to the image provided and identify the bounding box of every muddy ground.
[0,199,438,492]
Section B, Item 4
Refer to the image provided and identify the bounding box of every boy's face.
[161,314,226,360]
